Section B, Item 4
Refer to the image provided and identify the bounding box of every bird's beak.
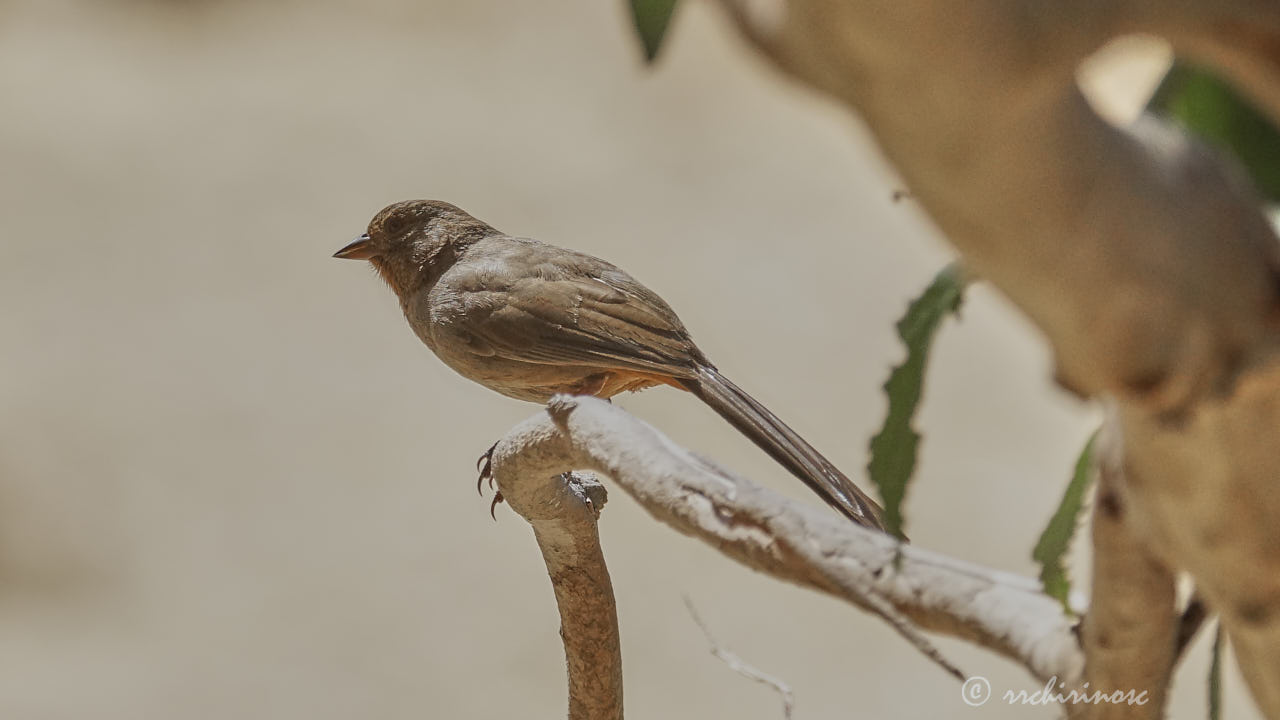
[334,234,376,260]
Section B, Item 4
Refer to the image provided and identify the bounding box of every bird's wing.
[438,241,704,378]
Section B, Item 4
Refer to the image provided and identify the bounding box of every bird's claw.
[477,442,503,519]
[476,442,497,496]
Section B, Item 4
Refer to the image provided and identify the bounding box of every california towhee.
[335,200,885,530]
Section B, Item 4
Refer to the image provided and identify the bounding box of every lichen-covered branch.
[488,396,1084,705]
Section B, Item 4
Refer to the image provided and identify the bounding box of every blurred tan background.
[0,1,1258,717]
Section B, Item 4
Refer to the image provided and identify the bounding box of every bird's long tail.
[679,366,886,531]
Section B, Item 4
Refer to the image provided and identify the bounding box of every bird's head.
[334,199,496,298]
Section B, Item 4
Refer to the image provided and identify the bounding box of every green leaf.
[868,264,967,539]
[1149,62,1280,203]
[629,0,679,63]
[1032,432,1097,613]
[1209,623,1225,720]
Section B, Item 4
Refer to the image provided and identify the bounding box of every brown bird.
[335,199,885,530]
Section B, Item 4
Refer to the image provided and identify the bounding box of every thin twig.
[683,595,795,719]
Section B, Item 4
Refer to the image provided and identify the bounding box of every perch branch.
[489,396,1084,700]
[488,459,621,720]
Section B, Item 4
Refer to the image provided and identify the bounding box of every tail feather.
[678,366,885,530]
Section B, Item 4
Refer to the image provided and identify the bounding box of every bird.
[334,199,885,530]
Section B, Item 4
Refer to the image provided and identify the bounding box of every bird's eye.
[384,213,409,234]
